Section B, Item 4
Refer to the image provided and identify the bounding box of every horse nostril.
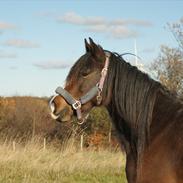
[59,107,68,118]
[49,95,72,122]
[56,106,72,122]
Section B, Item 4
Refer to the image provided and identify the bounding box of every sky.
[0,0,182,97]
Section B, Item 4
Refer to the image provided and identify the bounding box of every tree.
[151,18,183,98]
[151,45,183,97]
[167,17,183,50]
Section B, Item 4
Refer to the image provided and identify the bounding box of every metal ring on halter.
[77,113,89,125]
[77,118,85,125]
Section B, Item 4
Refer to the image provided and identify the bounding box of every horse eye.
[81,69,91,77]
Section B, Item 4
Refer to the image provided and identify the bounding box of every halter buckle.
[96,92,102,105]
[72,100,81,110]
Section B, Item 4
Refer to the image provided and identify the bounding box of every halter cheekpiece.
[51,52,110,123]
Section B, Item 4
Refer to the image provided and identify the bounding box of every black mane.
[103,52,163,167]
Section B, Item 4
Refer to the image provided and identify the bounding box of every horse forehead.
[68,57,93,77]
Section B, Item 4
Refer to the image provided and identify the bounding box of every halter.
[50,52,110,124]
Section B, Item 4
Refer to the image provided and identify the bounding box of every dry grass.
[0,139,127,183]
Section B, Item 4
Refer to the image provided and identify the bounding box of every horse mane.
[103,51,166,167]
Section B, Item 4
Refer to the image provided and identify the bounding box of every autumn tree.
[151,46,183,97]
[167,17,183,50]
[151,18,183,98]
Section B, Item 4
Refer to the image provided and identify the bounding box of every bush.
[0,97,119,150]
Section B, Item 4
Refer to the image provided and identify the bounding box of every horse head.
[49,38,110,123]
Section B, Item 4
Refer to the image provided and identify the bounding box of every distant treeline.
[0,96,119,150]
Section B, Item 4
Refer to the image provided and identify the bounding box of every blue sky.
[0,0,182,97]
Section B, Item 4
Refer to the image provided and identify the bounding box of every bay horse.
[49,38,183,183]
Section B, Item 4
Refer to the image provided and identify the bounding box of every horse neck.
[150,89,183,140]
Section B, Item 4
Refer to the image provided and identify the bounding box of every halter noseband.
[50,52,110,123]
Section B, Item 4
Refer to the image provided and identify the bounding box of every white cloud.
[58,12,106,26]
[110,26,138,38]
[56,12,152,39]
[4,39,40,48]
[0,21,17,30]
[87,25,138,39]
[58,12,84,25]
[0,50,17,58]
[111,19,152,27]
[34,60,72,70]
[86,24,108,33]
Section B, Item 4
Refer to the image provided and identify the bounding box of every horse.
[49,38,183,183]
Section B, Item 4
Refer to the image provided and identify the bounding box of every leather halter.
[50,52,110,123]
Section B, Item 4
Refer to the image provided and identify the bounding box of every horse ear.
[84,38,91,52]
[88,37,105,61]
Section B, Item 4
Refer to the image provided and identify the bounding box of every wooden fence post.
[80,134,83,151]
[13,141,16,151]
[43,138,46,150]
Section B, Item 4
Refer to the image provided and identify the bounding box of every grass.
[0,139,127,183]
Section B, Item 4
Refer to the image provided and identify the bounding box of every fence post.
[32,112,36,139]
[43,138,46,150]
[13,141,16,151]
[108,124,112,151]
[80,134,83,151]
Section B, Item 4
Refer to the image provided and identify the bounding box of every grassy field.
[0,140,127,183]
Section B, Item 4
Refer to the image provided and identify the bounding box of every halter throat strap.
[55,52,110,121]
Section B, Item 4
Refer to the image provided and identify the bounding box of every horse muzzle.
[49,95,73,122]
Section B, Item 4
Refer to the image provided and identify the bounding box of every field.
[0,97,127,182]
[0,140,127,183]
